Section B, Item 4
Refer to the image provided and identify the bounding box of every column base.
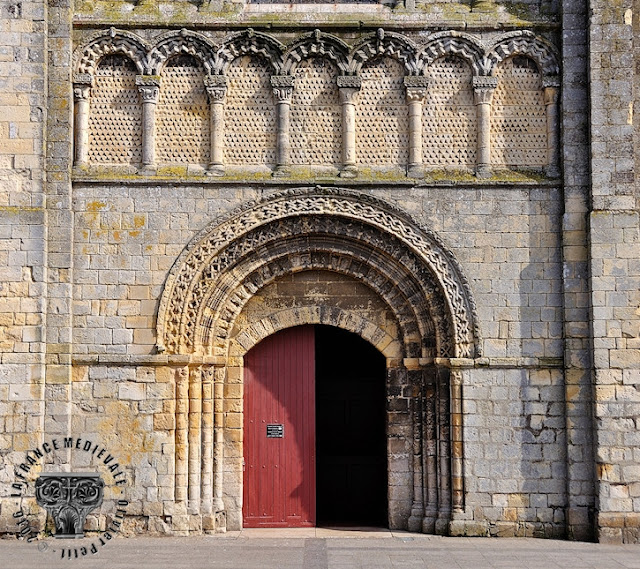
[434,517,450,535]
[475,165,492,179]
[545,164,561,179]
[272,165,291,178]
[207,164,225,177]
[407,165,425,179]
[421,514,436,534]
[339,165,358,178]
[138,165,157,176]
[408,508,423,532]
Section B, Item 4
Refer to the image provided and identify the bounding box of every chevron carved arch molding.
[417,31,488,77]
[73,28,559,82]
[215,29,285,75]
[147,29,218,74]
[349,29,419,75]
[157,188,481,360]
[74,28,149,76]
[282,30,350,74]
[486,31,560,77]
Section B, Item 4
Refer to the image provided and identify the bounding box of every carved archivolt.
[148,29,217,74]
[194,227,440,358]
[157,188,481,360]
[215,29,285,75]
[486,31,560,77]
[74,28,149,75]
[417,31,488,77]
[73,27,560,80]
[282,30,350,74]
[348,29,419,75]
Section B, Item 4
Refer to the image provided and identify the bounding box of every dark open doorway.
[315,325,388,527]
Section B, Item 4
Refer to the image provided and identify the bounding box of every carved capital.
[542,76,560,105]
[404,76,429,104]
[35,473,104,539]
[406,88,427,104]
[136,75,161,103]
[338,87,360,105]
[472,76,498,105]
[73,73,93,101]
[337,76,361,105]
[271,75,295,103]
[204,75,228,102]
[73,85,91,101]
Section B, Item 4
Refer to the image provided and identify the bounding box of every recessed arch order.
[157,188,481,361]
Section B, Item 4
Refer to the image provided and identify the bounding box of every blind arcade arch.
[72,28,560,178]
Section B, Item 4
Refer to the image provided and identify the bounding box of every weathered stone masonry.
[0,0,639,544]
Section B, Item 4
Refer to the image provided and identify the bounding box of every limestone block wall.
[0,0,47,357]
[2,0,639,545]
[459,366,566,537]
[71,185,563,361]
[64,182,568,535]
[69,364,176,534]
[588,0,640,544]
[0,0,47,533]
[560,0,595,542]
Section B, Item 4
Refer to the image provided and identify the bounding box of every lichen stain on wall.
[95,400,157,465]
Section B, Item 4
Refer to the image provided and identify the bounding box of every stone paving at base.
[1,530,640,569]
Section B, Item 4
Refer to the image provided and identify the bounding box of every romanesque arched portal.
[156,188,480,532]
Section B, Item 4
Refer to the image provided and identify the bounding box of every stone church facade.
[0,0,639,544]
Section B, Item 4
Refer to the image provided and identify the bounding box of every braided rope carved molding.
[73,27,559,80]
[156,188,481,359]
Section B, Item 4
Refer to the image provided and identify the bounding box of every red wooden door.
[243,325,316,527]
